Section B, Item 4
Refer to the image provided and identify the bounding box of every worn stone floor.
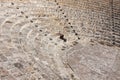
[0,0,120,80]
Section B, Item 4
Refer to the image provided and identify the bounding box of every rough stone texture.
[62,43,120,80]
[0,0,120,80]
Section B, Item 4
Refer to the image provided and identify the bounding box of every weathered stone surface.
[62,43,120,80]
[0,0,120,80]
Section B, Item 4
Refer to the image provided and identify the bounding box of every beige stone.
[0,0,120,80]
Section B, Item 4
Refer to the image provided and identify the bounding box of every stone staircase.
[0,0,120,80]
